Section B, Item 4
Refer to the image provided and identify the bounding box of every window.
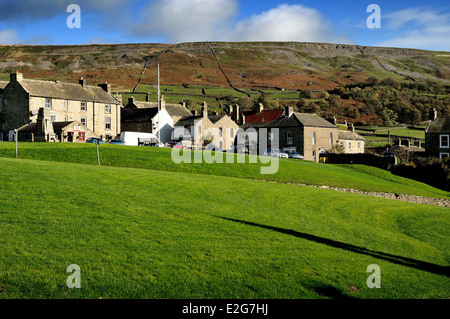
[440,153,449,160]
[81,117,87,126]
[64,116,68,122]
[45,98,52,109]
[64,100,68,111]
[312,132,316,145]
[358,141,361,149]
[81,101,86,112]
[105,104,111,114]
[312,150,316,162]
[230,128,234,138]
[51,115,57,122]
[329,132,333,146]
[136,124,142,132]
[349,142,352,150]
[219,128,222,138]
[287,132,294,145]
[440,135,449,148]
[105,117,111,130]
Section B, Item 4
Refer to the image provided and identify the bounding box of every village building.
[337,126,366,154]
[121,95,194,144]
[261,110,339,162]
[0,72,121,141]
[173,102,238,151]
[425,113,450,160]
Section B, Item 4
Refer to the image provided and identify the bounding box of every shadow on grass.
[217,217,449,278]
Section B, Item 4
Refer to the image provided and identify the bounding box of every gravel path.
[252,179,450,208]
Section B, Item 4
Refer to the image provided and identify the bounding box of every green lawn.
[0,142,448,199]
[0,157,448,299]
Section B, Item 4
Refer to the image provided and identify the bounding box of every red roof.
[243,109,284,124]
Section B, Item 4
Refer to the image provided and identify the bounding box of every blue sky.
[0,0,449,51]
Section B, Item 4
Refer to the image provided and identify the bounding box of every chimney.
[98,82,111,94]
[146,93,150,102]
[229,105,234,116]
[202,101,208,118]
[160,94,166,110]
[181,101,186,108]
[348,123,355,133]
[259,103,264,113]
[242,114,246,125]
[429,108,438,121]
[10,71,23,82]
[284,106,293,117]
[79,77,87,87]
[128,96,136,107]
[192,110,198,116]
[232,104,240,123]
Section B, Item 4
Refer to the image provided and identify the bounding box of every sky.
[0,0,449,51]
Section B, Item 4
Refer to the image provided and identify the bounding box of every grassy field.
[0,157,448,299]
[0,142,448,199]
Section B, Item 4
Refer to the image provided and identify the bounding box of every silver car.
[264,148,289,158]
[284,150,304,159]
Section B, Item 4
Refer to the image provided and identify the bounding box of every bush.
[392,157,450,191]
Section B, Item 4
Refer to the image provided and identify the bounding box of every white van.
[120,132,164,147]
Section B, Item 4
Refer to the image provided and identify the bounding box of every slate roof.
[262,113,337,129]
[121,108,159,123]
[18,121,87,133]
[426,117,450,133]
[125,100,192,119]
[338,130,366,141]
[173,113,228,126]
[17,79,120,104]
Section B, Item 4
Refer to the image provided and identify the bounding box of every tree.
[378,109,398,126]
[299,89,313,99]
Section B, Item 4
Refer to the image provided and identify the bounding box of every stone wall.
[321,153,397,170]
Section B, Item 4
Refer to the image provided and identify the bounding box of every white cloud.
[378,7,450,51]
[222,4,335,42]
[0,29,19,44]
[133,0,238,43]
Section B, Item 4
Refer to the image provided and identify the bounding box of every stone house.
[0,72,121,141]
[18,108,96,143]
[425,116,450,160]
[0,81,8,135]
[122,96,193,144]
[261,111,339,162]
[173,102,238,151]
[337,128,366,154]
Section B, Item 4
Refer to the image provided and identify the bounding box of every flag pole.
[157,63,161,146]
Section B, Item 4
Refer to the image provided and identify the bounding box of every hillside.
[0,143,448,199]
[1,42,449,90]
[1,42,449,125]
[0,157,448,299]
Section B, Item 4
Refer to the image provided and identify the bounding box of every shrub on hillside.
[392,157,450,191]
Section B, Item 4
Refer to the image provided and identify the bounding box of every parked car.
[264,148,288,158]
[108,139,125,145]
[120,131,163,147]
[284,150,304,159]
[205,144,221,152]
[86,137,105,144]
